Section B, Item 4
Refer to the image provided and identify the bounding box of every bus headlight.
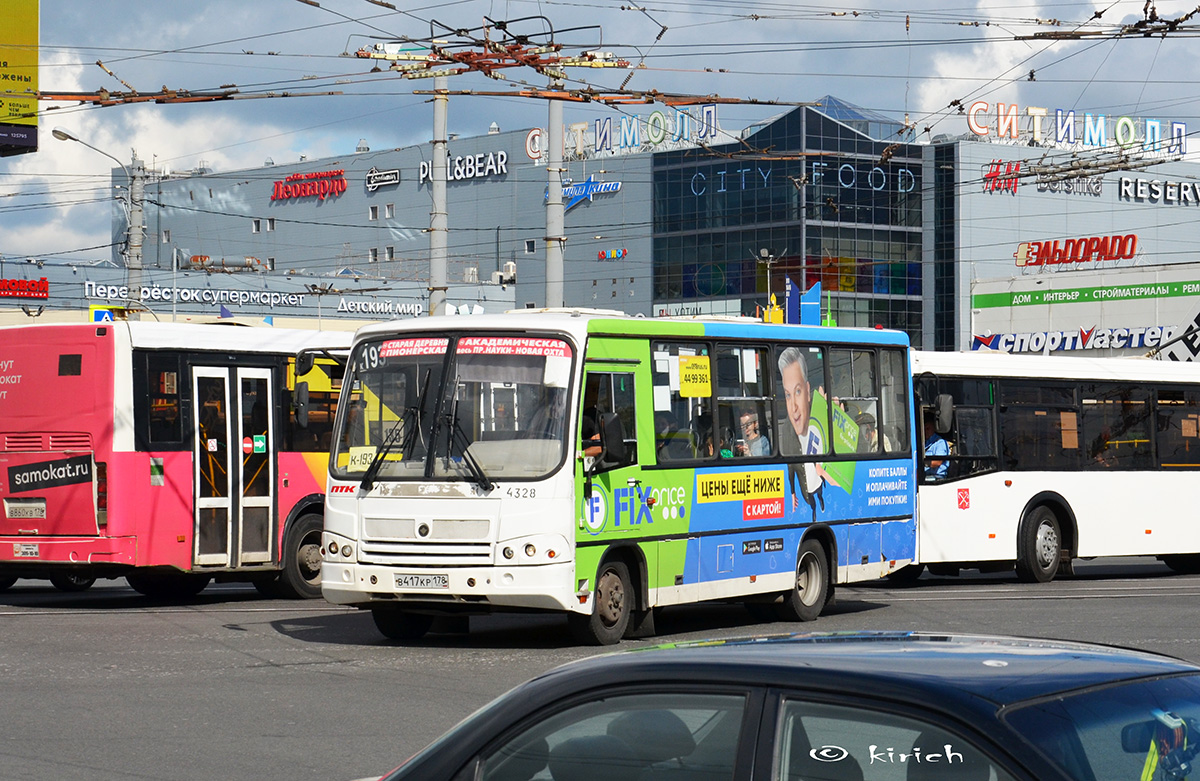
[497,534,569,565]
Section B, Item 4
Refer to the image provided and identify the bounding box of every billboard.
[0,0,38,157]
[971,263,1200,360]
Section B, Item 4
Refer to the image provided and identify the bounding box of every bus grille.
[358,540,493,567]
[2,433,93,451]
[50,433,92,450]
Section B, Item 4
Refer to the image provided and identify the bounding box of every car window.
[1005,673,1200,781]
[478,691,746,781]
[774,699,1018,781]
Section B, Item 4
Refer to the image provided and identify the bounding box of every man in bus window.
[738,409,771,457]
[778,347,837,519]
[924,418,949,479]
[856,412,879,453]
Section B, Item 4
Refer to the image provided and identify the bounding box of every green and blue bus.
[318,310,916,644]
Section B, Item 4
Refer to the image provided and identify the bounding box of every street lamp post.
[52,127,143,296]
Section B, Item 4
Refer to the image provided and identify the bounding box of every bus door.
[576,366,645,583]
[192,366,276,568]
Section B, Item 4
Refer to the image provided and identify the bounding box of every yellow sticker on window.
[346,446,377,473]
[678,355,712,398]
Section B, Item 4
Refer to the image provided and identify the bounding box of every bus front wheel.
[371,607,433,642]
[1016,507,1061,583]
[279,513,323,599]
[778,538,830,622]
[569,560,632,646]
[126,571,211,599]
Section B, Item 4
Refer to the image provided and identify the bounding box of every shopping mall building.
[5,95,1199,356]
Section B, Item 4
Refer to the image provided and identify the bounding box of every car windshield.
[1005,672,1200,781]
[330,333,574,483]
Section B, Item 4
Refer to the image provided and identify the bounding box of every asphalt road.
[0,557,1193,781]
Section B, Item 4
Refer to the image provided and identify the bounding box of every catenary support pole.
[429,74,449,316]
[545,90,565,308]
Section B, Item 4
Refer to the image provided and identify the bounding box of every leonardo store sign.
[270,169,347,202]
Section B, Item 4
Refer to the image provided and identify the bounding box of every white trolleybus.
[319,310,919,644]
[910,348,1200,583]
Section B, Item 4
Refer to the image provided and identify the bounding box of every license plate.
[394,573,449,590]
[13,543,39,558]
[4,500,45,519]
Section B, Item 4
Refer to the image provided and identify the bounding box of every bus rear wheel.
[126,571,211,599]
[1016,507,1061,583]
[886,563,925,584]
[778,538,830,622]
[568,560,632,645]
[278,513,323,599]
[50,573,96,592]
[1162,554,1200,574]
[371,607,433,642]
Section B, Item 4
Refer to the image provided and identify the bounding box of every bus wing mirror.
[296,351,316,377]
[295,382,310,428]
[935,393,954,435]
[599,412,627,466]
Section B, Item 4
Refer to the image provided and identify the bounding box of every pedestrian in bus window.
[924,418,949,479]
[777,347,837,519]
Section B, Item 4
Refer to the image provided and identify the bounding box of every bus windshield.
[331,334,575,483]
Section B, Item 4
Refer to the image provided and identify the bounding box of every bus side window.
[142,353,184,445]
[879,349,910,454]
[651,341,712,463]
[715,344,773,459]
[581,371,637,471]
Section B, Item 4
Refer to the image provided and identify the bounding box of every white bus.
[319,310,918,644]
[910,349,1200,582]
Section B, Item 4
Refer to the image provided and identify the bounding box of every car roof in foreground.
[544,631,1200,707]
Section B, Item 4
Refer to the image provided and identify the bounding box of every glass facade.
[932,143,957,350]
[652,100,925,340]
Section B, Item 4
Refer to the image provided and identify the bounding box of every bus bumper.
[320,559,582,613]
[0,535,136,566]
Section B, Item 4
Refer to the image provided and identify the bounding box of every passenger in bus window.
[777,347,836,519]
[738,409,771,457]
[855,412,878,453]
[924,418,949,479]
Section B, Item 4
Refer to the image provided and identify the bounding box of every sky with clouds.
[3,0,1200,266]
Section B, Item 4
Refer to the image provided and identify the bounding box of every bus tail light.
[95,461,108,526]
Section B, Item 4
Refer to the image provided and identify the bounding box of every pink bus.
[0,322,348,598]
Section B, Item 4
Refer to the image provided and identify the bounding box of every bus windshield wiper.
[444,398,494,492]
[359,423,403,491]
[398,368,432,461]
[362,369,433,490]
